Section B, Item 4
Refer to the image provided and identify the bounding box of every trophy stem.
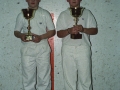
[74,17,78,26]
[28,19,30,26]
[27,19,31,35]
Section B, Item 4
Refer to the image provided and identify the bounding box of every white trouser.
[61,45,93,90]
[20,42,51,90]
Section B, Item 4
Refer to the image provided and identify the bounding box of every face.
[26,0,40,9]
[67,0,82,8]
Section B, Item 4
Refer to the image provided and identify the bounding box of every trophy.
[22,8,36,41]
[70,7,84,39]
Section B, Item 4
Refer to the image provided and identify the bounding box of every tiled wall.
[0,0,120,90]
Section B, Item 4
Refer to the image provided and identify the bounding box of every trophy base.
[71,33,82,39]
[25,35,34,41]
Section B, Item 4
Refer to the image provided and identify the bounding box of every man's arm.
[14,30,56,43]
[14,31,23,38]
[33,30,56,43]
[57,29,69,38]
[14,31,28,42]
[83,28,98,35]
[57,25,98,38]
[40,30,56,39]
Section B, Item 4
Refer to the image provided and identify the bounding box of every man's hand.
[68,25,84,34]
[32,34,42,43]
[14,31,30,42]
[20,33,29,42]
[77,25,84,32]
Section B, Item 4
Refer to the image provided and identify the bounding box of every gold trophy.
[22,8,36,41]
[70,7,84,39]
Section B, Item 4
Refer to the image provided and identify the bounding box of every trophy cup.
[70,7,84,39]
[22,8,36,41]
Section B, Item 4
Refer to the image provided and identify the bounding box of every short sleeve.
[14,12,24,32]
[45,11,55,31]
[56,12,66,31]
[87,10,97,28]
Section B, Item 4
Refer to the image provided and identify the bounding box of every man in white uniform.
[56,0,98,90]
[14,0,55,90]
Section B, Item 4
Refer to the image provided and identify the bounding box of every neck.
[70,5,80,8]
[70,6,80,9]
[28,6,38,10]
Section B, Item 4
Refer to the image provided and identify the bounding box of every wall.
[0,0,120,90]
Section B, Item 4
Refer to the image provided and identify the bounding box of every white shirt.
[15,7,55,45]
[56,8,97,46]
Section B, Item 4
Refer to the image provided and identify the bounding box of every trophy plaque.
[70,7,84,39]
[22,8,36,41]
